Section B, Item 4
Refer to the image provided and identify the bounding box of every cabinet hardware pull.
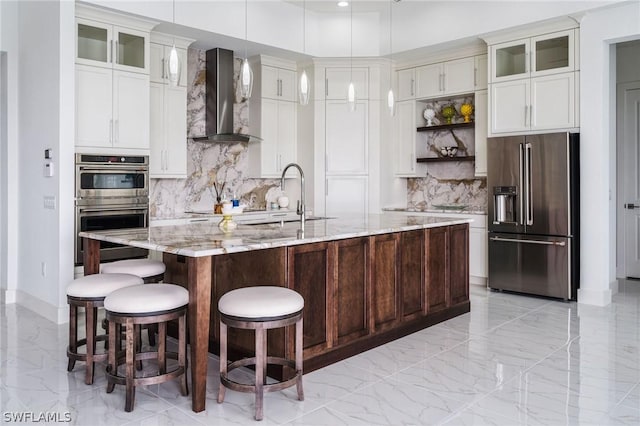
[115,119,119,144]
[325,78,328,97]
[474,68,477,86]
[490,236,566,246]
[161,59,165,79]
[325,178,328,196]
[411,79,415,96]
[189,219,208,223]
[524,105,528,126]
[114,40,118,65]
[109,119,113,144]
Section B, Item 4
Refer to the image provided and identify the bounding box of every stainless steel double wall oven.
[75,154,149,265]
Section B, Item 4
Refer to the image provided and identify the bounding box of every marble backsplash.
[150,49,281,219]
[408,96,487,212]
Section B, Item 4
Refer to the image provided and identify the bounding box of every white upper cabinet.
[247,56,298,178]
[490,79,530,134]
[490,29,576,83]
[150,43,188,87]
[412,55,481,99]
[415,63,443,99]
[397,68,416,101]
[474,55,488,91]
[261,65,296,101]
[443,57,476,95]
[325,100,369,175]
[325,67,369,100]
[76,17,150,74]
[474,90,488,177]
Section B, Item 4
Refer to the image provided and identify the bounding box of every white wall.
[0,0,19,304]
[579,0,640,306]
[14,0,75,322]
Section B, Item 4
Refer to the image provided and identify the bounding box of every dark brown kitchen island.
[80,213,471,413]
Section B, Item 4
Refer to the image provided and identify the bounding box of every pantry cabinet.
[247,56,298,178]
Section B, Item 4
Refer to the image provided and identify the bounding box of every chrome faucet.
[281,163,305,226]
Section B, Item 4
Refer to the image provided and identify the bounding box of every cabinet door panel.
[474,90,488,176]
[531,72,575,131]
[449,224,469,305]
[279,68,296,101]
[426,227,449,313]
[490,79,529,134]
[491,38,529,83]
[475,55,488,91]
[113,25,148,73]
[334,238,370,345]
[150,43,164,83]
[75,65,113,148]
[415,63,443,98]
[397,68,416,101]
[325,68,368,100]
[531,30,574,77]
[260,98,280,176]
[371,234,400,331]
[400,229,425,320]
[149,83,164,174]
[469,226,487,280]
[163,85,187,176]
[76,18,112,68]
[326,100,368,174]
[113,71,149,150]
[395,100,416,176]
[289,243,332,356]
[262,65,279,99]
[444,57,475,95]
[278,101,297,172]
[326,176,368,218]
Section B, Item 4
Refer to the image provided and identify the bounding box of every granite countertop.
[382,206,487,215]
[80,213,472,258]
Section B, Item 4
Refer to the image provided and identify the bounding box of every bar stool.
[217,286,304,421]
[104,283,189,412]
[66,273,144,385]
[102,259,166,346]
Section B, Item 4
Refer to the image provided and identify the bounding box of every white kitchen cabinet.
[150,83,187,177]
[76,17,149,74]
[474,90,488,177]
[150,43,188,87]
[397,68,416,101]
[443,57,476,95]
[247,57,298,178]
[395,100,417,177]
[261,65,296,101]
[469,224,488,284]
[490,29,576,84]
[326,176,369,219]
[490,72,576,134]
[325,100,368,175]
[325,67,369,100]
[75,64,150,152]
[415,63,443,99]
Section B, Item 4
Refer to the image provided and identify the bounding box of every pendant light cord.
[303,0,306,54]
[350,2,353,81]
[244,0,248,59]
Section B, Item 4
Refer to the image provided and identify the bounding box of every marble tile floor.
[2,281,640,425]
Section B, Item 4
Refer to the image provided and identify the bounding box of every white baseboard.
[2,289,17,304]
[578,287,613,306]
[470,276,487,287]
[15,290,68,324]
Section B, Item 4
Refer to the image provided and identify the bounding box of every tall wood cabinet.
[75,5,155,154]
[248,56,298,178]
[149,33,193,178]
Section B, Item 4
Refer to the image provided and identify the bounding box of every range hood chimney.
[192,48,259,143]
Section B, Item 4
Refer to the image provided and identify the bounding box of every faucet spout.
[281,163,305,226]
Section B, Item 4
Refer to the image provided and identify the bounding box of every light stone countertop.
[382,206,487,215]
[80,213,472,258]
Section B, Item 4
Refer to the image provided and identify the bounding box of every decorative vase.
[460,103,474,123]
[423,108,436,126]
[218,214,237,233]
[214,197,223,214]
[441,105,456,124]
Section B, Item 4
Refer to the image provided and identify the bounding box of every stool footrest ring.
[221,356,301,395]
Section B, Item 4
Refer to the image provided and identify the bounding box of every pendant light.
[387,0,395,116]
[239,0,253,99]
[347,2,356,112]
[299,0,310,106]
[167,0,180,86]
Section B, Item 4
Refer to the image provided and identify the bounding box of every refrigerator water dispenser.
[493,186,517,224]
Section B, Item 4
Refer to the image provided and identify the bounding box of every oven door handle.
[77,166,148,172]
[78,207,148,213]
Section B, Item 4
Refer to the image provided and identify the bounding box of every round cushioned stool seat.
[218,286,304,319]
[66,273,144,299]
[101,259,166,279]
[104,284,188,314]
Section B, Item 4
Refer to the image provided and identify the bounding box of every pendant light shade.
[387,0,395,116]
[387,88,395,116]
[347,82,356,112]
[239,0,253,99]
[168,44,180,86]
[347,2,356,112]
[240,57,253,99]
[299,0,310,106]
[299,69,310,105]
[168,0,180,87]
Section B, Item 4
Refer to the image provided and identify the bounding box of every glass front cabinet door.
[76,18,148,73]
[491,38,529,82]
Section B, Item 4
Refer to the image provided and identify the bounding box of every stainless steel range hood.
[192,48,260,143]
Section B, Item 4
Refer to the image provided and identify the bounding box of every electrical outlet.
[43,196,56,210]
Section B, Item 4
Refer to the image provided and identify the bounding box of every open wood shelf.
[417,156,476,163]
[417,122,474,132]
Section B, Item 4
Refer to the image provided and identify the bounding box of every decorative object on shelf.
[441,104,456,124]
[218,214,238,233]
[460,103,474,122]
[423,108,436,126]
[239,0,253,99]
[439,146,458,157]
[213,181,226,214]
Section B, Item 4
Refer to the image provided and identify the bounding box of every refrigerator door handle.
[490,236,566,247]
[525,142,533,226]
[519,144,525,225]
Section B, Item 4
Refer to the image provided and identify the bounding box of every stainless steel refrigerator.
[487,132,579,300]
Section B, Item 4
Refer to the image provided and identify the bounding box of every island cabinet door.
[448,224,470,306]
[400,229,426,321]
[370,233,401,332]
[288,242,334,358]
[332,237,371,346]
[425,227,450,313]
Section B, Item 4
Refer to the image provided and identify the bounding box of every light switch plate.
[43,196,56,210]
